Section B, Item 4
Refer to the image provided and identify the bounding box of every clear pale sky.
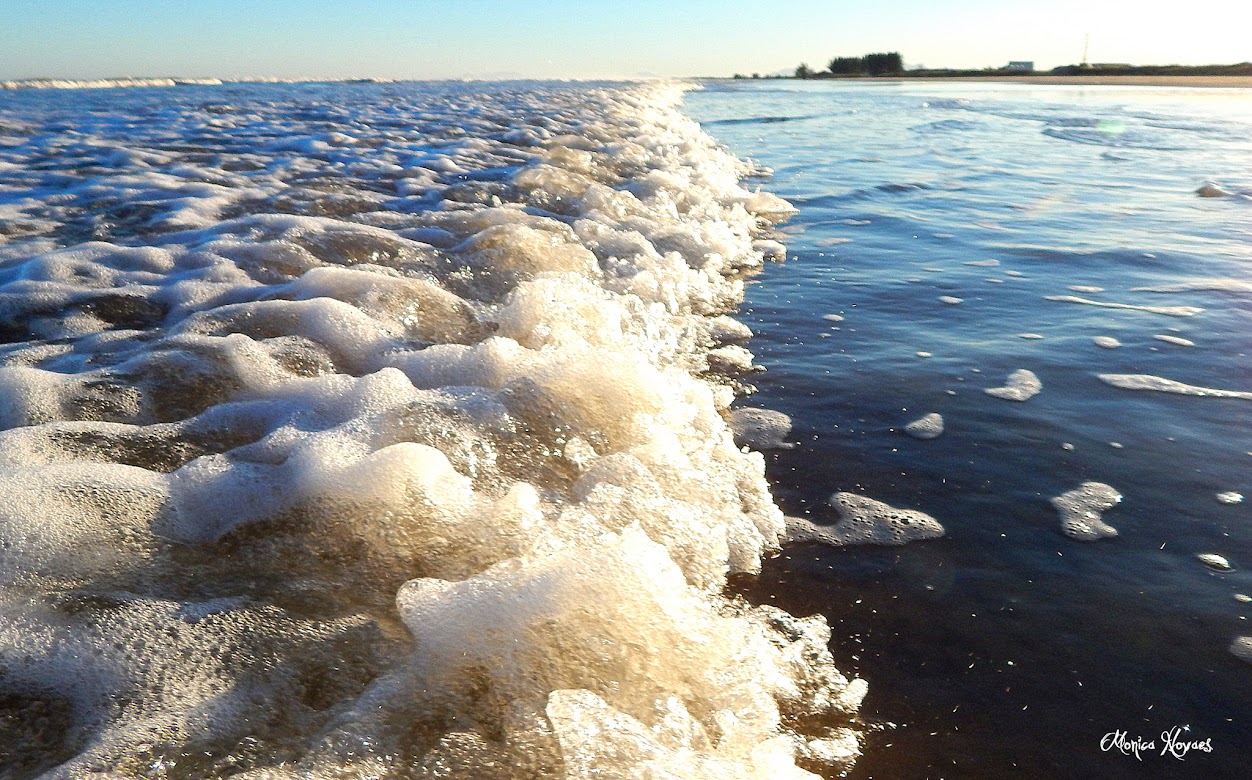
[2,0,1248,81]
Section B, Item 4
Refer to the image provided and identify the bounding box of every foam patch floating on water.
[1217,491,1244,505]
[985,369,1042,401]
[1052,481,1122,540]
[1044,295,1203,317]
[1153,334,1195,347]
[904,412,944,439]
[730,407,796,450]
[785,493,945,547]
[1198,553,1233,571]
[938,295,963,305]
[1098,374,1252,400]
[1093,336,1122,348]
[1232,637,1252,664]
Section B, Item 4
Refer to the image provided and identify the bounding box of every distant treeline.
[790,52,904,79]
[778,57,1252,80]
[1049,62,1252,76]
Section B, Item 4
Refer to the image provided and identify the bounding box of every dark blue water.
[688,80,1252,778]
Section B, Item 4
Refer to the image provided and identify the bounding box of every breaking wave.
[0,81,864,777]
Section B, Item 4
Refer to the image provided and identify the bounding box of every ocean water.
[685,80,1252,778]
[0,81,862,779]
[0,76,1248,780]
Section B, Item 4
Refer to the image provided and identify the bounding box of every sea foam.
[0,81,861,778]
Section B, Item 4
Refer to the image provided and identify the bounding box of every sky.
[2,0,1249,81]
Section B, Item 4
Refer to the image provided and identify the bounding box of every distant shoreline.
[774,75,1252,89]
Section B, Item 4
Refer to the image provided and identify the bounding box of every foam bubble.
[1093,336,1122,348]
[938,295,963,305]
[785,493,945,547]
[904,412,944,440]
[1217,491,1244,505]
[985,369,1042,401]
[1052,481,1122,540]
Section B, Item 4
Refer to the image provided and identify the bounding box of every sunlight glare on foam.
[0,81,864,778]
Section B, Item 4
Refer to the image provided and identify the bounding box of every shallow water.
[687,80,1252,777]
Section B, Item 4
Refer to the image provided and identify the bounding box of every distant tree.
[751,72,761,79]
[732,73,746,79]
[795,63,813,79]
[863,52,904,75]
[829,56,863,75]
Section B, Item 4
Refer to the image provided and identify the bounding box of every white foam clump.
[1044,294,1203,317]
[1068,285,1104,293]
[785,493,945,547]
[938,295,963,304]
[1018,333,1045,339]
[1217,491,1244,505]
[985,369,1042,401]
[0,81,865,777]
[730,407,796,450]
[964,259,1000,267]
[1153,334,1195,347]
[904,412,945,440]
[1232,637,1252,664]
[1098,374,1252,400]
[393,529,863,780]
[1093,336,1122,348]
[1197,553,1233,571]
[1052,481,1122,540]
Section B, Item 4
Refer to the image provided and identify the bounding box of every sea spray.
[0,81,863,777]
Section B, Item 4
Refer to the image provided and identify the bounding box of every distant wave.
[0,76,400,90]
[704,113,825,125]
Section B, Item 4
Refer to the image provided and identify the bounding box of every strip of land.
[839,75,1252,88]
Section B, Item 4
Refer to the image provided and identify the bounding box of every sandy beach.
[857,75,1252,88]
